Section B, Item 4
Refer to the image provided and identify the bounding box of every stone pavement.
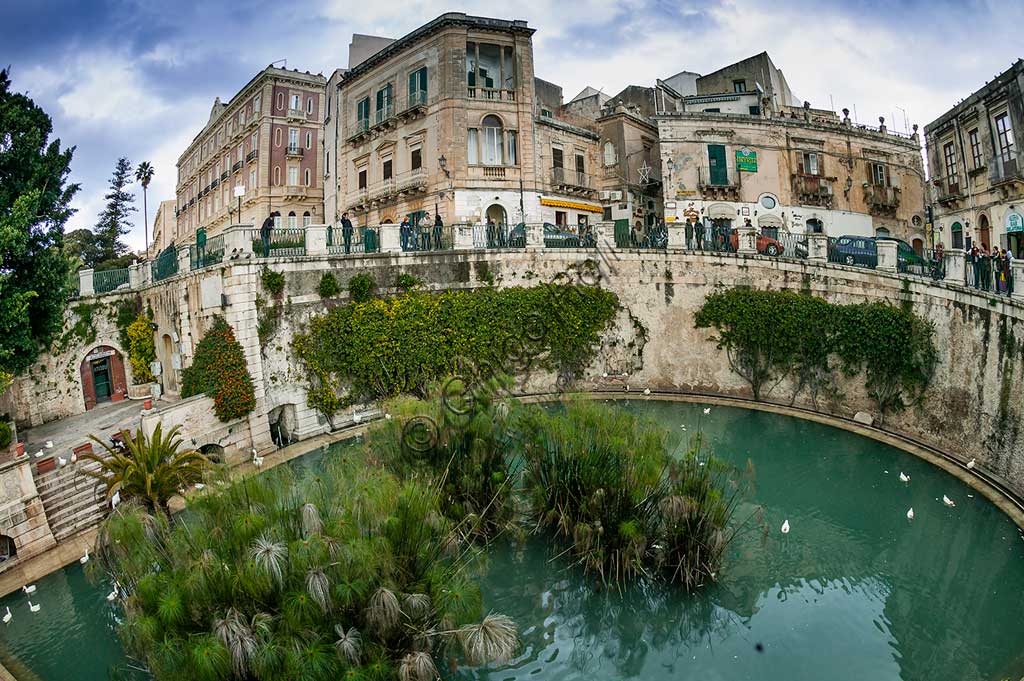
[20,400,147,462]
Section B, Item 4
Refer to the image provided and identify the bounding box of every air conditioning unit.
[600,190,612,201]
[820,185,833,196]
[610,190,623,201]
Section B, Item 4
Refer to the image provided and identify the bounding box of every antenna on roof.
[271,59,287,68]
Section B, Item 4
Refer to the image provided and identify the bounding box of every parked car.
[729,229,785,256]
[509,223,582,247]
[832,235,877,267]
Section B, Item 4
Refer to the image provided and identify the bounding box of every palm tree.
[135,161,154,256]
[82,423,209,515]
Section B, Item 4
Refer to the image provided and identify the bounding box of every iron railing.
[401,224,454,252]
[190,235,225,270]
[151,247,179,282]
[249,228,306,257]
[551,167,592,189]
[94,268,130,294]
[472,223,526,249]
[327,226,379,255]
[759,231,808,259]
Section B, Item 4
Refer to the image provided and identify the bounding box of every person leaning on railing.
[433,212,444,250]
[259,214,274,257]
[341,212,353,254]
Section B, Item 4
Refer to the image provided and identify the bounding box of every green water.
[2,402,1023,680]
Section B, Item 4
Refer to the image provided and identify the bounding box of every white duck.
[70,452,77,464]
[33,450,43,458]
[110,491,120,509]
[966,458,976,470]
[942,495,956,508]
[58,456,67,466]
[251,449,264,468]
[643,388,651,395]
[45,441,53,449]
[80,548,89,564]
[906,507,915,521]
[899,472,910,483]
[703,407,711,415]
[781,519,791,534]
[28,601,40,613]
[22,584,35,595]
[106,582,119,602]
[3,607,11,624]
[194,483,205,490]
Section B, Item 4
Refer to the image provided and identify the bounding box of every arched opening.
[268,404,298,448]
[875,227,891,237]
[806,218,824,234]
[951,221,964,249]
[911,237,924,256]
[80,346,128,411]
[486,204,507,225]
[0,534,17,563]
[303,210,312,227]
[603,141,617,166]
[288,211,297,229]
[480,115,504,166]
[199,444,225,464]
[978,214,990,250]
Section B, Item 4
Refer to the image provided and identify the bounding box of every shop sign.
[86,349,115,362]
[736,149,758,172]
[1007,212,1024,233]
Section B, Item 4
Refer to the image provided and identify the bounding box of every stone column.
[807,233,828,262]
[176,244,191,275]
[224,223,253,259]
[379,224,401,253]
[737,223,757,255]
[525,222,543,249]
[595,221,616,252]
[876,239,898,272]
[128,261,143,288]
[667,222,686,249]
[305,224,328,256]
[944,248,966,286]
[454,223,474,250]
[1012,260,1024,302]
[79,268,95,297]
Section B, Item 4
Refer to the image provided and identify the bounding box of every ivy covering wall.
[126,314,157,383]
[294,284,620,414]
[695,288,937,416]
[182,316,256,422]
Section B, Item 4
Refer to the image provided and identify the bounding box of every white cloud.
[56,55,170,125]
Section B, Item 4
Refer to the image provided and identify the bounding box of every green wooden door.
[92,359,112,402]
[708,144,728,185]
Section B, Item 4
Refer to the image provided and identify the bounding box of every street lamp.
[437,155,451,215]
[234,185,245,225]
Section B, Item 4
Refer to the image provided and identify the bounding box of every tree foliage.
[0,68,79,375]
[91,157,136,268]
[181,317,256,422]
[293,284,619,415]
[127,313,157,383]
[694,288,936,415]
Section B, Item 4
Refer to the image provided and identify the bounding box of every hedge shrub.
[348,273,375,302]
[126,314,157,384]
[318,272,340,298]
[181,317,256,422]
[294,284,620,414]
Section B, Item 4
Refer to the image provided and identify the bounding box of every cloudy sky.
[5,0,1022,250]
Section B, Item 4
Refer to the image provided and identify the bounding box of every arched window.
[307,96,314,114]
[288,211,297,229]
[273,166,281,186]
[480,115,503,166]
[304,168,311,187]
[603,141,617,166]
[303,210,312,226]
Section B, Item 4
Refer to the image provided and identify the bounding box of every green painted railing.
[94,268,130,294]
[151,247,179,282]
[191,235,225,270]
[249,228,307,257]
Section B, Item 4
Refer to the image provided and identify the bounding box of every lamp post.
[234,185,245,225]
[437,154,451,216]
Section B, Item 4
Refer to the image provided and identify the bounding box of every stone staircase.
[33,455,111,543]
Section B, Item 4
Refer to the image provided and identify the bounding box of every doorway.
[979,214,991,249]
[707,144,728,185]
[486,204,507,225]
[92,357,113,404]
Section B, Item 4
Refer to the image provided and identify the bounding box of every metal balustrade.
[249,227,307,257]
[151,247,179,282]
[400,224,454,252]
[190,235,225,270]
[93,268,130,294]
[327,226,379,255]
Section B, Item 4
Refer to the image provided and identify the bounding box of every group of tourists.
[399,212,445,251]
[968,244,1015,294]
[680,217,733,252]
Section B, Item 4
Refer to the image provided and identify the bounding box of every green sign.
[1007,212,1024,233]
[736,149,758,172]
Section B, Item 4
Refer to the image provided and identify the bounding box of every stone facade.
[149,199,177,258]
[0,456,56,572]
[656,109,927,244]
[175,66,327,241]
[925,60,1024,256]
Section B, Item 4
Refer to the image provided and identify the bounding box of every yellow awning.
[540,198,603,213]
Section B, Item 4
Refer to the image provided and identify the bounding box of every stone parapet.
[876,239,898,272]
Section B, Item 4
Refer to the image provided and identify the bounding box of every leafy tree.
[0,68,79,375]
[135,161,154,254]
[92,156,136,268]
[83,424,209,515]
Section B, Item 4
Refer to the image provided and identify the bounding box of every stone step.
[50,500,107,534]
[43,483,106,518]
[53,508,107,542]
[35,461,107,495]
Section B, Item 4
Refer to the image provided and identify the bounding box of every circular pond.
[2,401,1023,680]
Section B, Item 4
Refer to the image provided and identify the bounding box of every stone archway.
[486,204,507,225]
[80,345,128,410]
[978,214,991,250]
[0,534,16,563]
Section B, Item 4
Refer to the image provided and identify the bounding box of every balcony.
[287,108,306,121]
[991,153,1024,190]
[397,168,429,195]
[933,176,964,205]
[791,173,835,207]
[246,150,258,163]
[347,118,371,145]
[373,104,396,129]
[232,160,244,173]
[221,171,229,181]
[282,185,309,199]
[697,166,741,201]
[286,145,304,158]
[864,184,901,215]
[347,188,370,212]
[211,178,220,189]
[369,178,396,205]
[551,167,594,196]
[467,88,517,102]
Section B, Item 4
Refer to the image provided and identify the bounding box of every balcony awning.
[758,214,783,228]
[540,198,603,213]
[707,202,735,219]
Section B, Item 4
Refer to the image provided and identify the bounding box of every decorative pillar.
[128,261,143,289]
[379,223,401,253]
[807,233,828,262]
[176,244,191,275]
[667,222,686,249]
[876,239,898,272]
[944,248,966,286]
[223,223,253,259]
[79,268,95,297]
[737,223,757,255]
[525,222,543,249]
[1012,261,1024,302]
[454,224,474,250]
[305,224,328,256]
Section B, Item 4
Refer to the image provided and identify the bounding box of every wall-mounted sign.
[741,206,751,216]
[1007,212,1024,233]
[736,149,758,172]
[86,349,116,362]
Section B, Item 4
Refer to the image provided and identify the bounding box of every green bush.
[0,421,12,449]
[181,317,256,422]
[126,314,156,383]
[396,272,422,290]
[695,288,936,415]
[294,283,619,414]
[348,272,375,302]
[317,272,340,298]
[260,267,285,296]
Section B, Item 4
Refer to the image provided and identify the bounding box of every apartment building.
[925,60,1024,256]
[175,66,327,239]
[148,199,177,258]
[324,13,605,231]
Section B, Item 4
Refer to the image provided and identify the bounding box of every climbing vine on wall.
[53,302,102,353]
[695,288,936,416]
[294,284,620,414]
[126,314,157,383]
[181,316,256,422]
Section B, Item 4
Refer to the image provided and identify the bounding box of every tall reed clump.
[93,455,516,681]
[520,400,743,590]
[366,376,520,541]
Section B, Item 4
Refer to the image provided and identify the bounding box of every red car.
[729,229,785,256]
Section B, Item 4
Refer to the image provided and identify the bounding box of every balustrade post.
[305,224,328,256]
[525,222,543,249]
[807,233,828,262]
[667,221,686,249]
[176,244,190,275]
[223,223,253,259]
[453,224,474,250]
[128,261,143,288]
[943,248,966,286]
[737,224,757,255]
[379,223,401,253]
[876,239,898,272]
[1012,261,1024,302]
[79,268,95,297]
